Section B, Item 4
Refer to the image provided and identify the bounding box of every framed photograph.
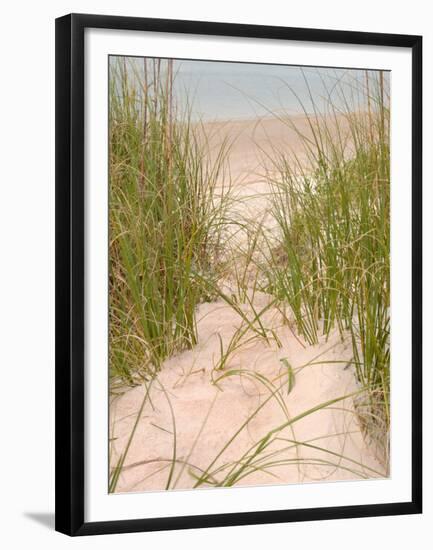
[55,13,422,536]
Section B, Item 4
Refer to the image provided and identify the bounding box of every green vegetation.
[109,58,229,382]
[261,70,390,464]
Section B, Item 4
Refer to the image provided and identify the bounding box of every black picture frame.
[55,13,422,536]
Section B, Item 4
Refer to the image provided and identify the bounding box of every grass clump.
[262,70,390,467]
[109,58,229,382]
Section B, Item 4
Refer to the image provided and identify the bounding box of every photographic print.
[108,56,391,494]
[55,14,422,535]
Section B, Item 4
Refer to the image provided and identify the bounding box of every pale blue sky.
[110,56,389,121]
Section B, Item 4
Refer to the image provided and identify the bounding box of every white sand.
[110,116,386,493]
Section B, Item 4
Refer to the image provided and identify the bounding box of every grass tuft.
[109,58,230,381]
[261,70,390,466]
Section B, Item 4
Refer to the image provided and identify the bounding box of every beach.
[109,114,387,493]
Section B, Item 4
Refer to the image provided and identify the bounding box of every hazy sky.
[110,56,390,121]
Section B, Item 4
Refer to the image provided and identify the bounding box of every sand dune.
[110,293,385,493]
[109,115,387,494]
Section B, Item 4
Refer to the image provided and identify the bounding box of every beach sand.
[109,115,386,493]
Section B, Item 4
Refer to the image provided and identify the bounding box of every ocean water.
[110,56,389,121]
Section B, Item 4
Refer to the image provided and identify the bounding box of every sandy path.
[110,295,384,492]
[109,115,386,493]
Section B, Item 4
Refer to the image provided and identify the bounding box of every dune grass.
[109,58,230,382]
[261,70,390,464]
